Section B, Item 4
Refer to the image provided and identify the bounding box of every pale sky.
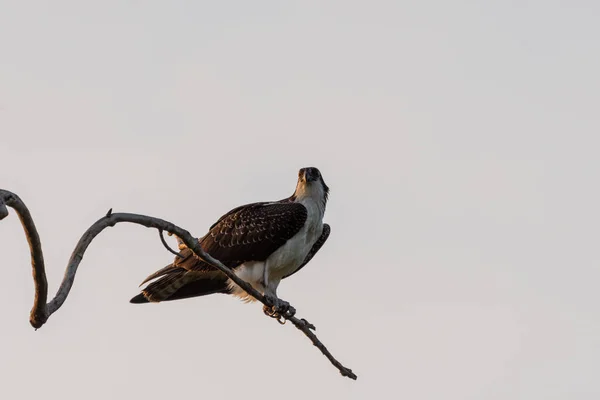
[1,1,599,399]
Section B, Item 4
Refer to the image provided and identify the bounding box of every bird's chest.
[268,201,324,277]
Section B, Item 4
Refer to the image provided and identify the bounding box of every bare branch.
[0,189,357,380]
[0,191,48,328]
[289,317,356,379]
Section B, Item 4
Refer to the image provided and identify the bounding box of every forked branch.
[0,189,356,380]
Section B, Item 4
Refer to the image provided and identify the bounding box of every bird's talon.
[263,294,277,308]
[263,304,276,318]
[263,296,295,321]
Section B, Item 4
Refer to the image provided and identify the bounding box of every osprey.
[130,167,330,315]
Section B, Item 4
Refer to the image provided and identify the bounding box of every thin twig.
[158,229,184,258]
[289,316,356,379]
[0,189,357,380]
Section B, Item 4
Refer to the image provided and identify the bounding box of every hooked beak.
[303,169,315,183]
[299,167,320,183]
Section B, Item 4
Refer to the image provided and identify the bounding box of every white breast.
[227,196,325,301]
[267,197,324,279]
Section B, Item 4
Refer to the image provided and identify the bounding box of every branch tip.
[301,318,316,330]
[105,208,113,217]
[29,308,48,329]
[342,369,357,380]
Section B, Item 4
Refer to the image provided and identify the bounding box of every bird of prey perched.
[130,167,330,316]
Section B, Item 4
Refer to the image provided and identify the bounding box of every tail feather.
[130,269,229,304]
[139,264,179,286]
[130,293,149,304]
[142,270,193,302]
[160,275,230,301]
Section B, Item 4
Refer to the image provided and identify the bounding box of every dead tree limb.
[0,189,357,380]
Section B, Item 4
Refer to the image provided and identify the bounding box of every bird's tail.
[130,266,229,304]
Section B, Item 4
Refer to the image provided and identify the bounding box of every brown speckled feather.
[199,202,308,269]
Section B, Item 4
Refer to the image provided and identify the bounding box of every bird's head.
[292,167,329,207]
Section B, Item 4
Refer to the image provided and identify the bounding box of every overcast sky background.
[1,1,599,399]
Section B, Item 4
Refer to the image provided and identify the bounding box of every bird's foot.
[262,295,296,323]
[275,299,296,319]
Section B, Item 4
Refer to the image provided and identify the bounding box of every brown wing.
[283,223,330,279]
[200,202,308,268]
[168,202,308,273]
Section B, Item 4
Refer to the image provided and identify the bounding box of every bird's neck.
[292,181,327,217]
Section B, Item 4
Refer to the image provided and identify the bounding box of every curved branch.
[0,189,357,380]
[158,229,184,258]
[0,191,48,327]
